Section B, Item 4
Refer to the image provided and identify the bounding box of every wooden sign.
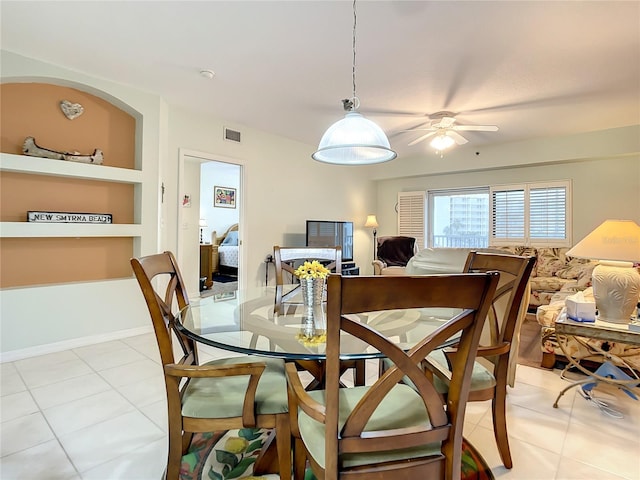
[27,211,112,224]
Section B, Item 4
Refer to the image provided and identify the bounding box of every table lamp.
[364,214,379,262]
[566,219,640,324]
[199,218,208,244]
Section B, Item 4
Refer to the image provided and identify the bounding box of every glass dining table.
[176,284,463,363]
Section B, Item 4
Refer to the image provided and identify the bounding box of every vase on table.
[300,277,325,307]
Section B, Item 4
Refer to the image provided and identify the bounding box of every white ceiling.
[2,1,639,159]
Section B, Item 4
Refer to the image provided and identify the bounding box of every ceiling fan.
[402,111,498,148]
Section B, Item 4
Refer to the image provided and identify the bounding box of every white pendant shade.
[312,112,397,165]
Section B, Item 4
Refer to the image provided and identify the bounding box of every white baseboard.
[0,325,154,363]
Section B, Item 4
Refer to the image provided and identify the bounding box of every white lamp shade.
[312,112,397,165]
[364,214,379,228]
[567,220,640,323]
[566,220,640,262]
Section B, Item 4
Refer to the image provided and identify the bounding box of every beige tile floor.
[1,332,639,479]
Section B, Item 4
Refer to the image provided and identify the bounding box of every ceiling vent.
[224,127,241,143]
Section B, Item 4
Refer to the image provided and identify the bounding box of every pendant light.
[312,0,396,165]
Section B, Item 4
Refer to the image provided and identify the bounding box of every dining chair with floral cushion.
[131,251,291,479]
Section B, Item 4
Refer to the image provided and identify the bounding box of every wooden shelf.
[0,152,142,184]
[0,222,142,238]
[0,153,142,240]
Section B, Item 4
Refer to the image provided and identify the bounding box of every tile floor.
[1,332,639,479]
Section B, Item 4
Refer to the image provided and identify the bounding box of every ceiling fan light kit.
[403,111,498,153]
[430,132,456,151]
[312,0,396,166]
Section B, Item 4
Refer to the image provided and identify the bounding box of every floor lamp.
[364,215,379,262]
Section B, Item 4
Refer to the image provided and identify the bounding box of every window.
[419,180,572,248]
[427,188,489,248]
[490,181,571,247]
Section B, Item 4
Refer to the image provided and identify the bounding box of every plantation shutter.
[397,191,426,249]
[490,185,526,245]
[529,183,569,245]
[490,181,571,247]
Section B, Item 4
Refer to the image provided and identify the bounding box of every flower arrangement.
[295,331,327,347]
[294,260,330,280]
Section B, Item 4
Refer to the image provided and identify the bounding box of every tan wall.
[0,83,136,288]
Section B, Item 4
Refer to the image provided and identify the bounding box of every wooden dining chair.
[423,251,536,469]
[130,251,291,480]
[286,272,499,480]
[273,245,364,389]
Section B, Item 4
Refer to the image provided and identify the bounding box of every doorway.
[200,160,241,293]
[177,149,243,297]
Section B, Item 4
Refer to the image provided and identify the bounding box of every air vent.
[224,127,241,143]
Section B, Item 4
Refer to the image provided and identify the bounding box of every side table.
[552,314,640,409]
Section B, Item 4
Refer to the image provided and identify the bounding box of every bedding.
[218,244,239,268]
[212,223,239,273]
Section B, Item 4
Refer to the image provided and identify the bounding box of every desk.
[552,314,640,408]
[177,285,461,361]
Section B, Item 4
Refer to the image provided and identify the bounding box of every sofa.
[386,245,640,372]
[489,246,598,310]
[400,245,598,312]
[400,246,532,387]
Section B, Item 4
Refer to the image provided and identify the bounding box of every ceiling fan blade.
[448,131,469,145]
[408,131,437,146]
[453,125,499,132]
[398,126,437,133]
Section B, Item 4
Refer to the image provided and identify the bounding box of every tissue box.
[565,297,596,322]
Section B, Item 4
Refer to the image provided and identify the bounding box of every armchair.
[372,235,418,275]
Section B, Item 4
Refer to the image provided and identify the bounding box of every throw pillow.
[536,247,567,277]
[556,257,596,280]
[221,230,238,246]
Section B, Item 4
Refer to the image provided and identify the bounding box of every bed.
[211,223,239,276]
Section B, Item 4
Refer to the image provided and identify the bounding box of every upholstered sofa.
[489,246,598,311]
[386,245,598,312]
[402,247,532,387]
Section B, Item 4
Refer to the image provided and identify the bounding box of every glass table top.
[176,285,462,360]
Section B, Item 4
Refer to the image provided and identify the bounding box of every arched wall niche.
[0,79,140,287]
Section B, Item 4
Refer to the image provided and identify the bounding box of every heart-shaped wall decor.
[60,100,84,120]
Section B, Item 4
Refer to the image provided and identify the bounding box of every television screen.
[306,220,354,262]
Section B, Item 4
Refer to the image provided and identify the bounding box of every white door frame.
[177,148,245,297]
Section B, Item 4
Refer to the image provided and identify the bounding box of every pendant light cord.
[352,0,357,103]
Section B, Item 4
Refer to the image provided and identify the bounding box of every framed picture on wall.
[214,186,236,208]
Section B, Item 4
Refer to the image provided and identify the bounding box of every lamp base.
[592,261,640,324]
